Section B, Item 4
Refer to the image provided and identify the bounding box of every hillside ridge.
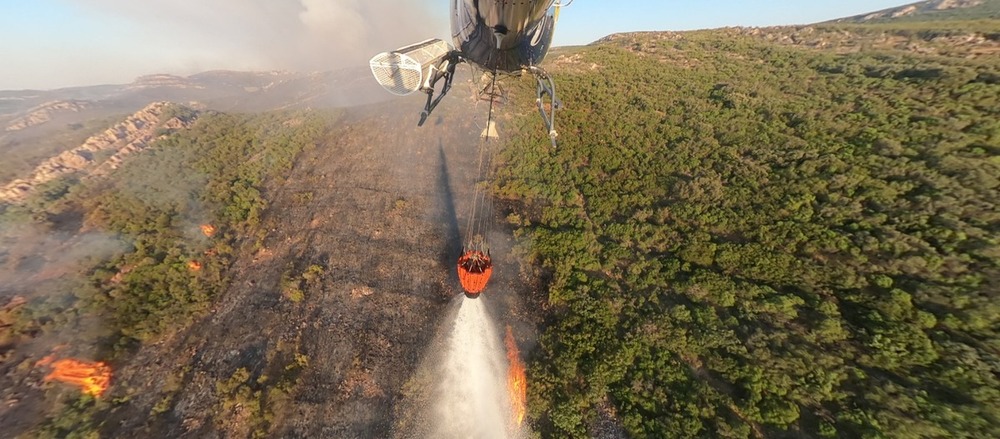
[0,102,197,203]
[833,0,1000,22]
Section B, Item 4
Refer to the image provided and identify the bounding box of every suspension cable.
[464,61,501,253]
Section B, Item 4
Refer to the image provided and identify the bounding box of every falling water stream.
[431,297,512,438]
[393,295,528,439]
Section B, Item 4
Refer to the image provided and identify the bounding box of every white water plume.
[398,296,526,438]
[433,297,510,438]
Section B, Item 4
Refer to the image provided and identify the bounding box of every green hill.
[498,17,1000,439]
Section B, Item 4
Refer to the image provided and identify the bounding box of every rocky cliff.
[863,0,983,20]
[4,100,91,132]
[834,0,996,22]
[0,101,197,203]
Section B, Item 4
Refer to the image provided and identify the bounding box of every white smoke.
[75,0,447,73]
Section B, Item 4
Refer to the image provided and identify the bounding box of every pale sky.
[0,0,913,90]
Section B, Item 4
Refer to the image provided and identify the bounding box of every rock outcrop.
[4,100,91,131]
[840,0,986,22]
[0,101,198,203]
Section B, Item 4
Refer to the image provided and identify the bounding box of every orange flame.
[43,359,112,397]
[35,354,56,367]
[505,325,527,426]
[200,224,216,237]
[187,260,202,271]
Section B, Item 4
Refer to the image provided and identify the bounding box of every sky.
[0,0,915,90]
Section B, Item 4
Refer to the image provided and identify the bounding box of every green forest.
[495,19,1000,439]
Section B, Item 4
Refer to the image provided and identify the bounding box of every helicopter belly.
[452,0,556,72]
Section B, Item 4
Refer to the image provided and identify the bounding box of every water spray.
[398,296,528,439]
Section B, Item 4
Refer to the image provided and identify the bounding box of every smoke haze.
[3,0,446,89]
[83,0,445,69]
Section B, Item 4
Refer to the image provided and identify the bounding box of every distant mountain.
[0,67,386,125]
[832,0,1000,23]
[0,67,390,189]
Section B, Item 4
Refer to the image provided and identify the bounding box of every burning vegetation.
[505,325,527,427]
[40,358,112,397]
[200,224,217,237]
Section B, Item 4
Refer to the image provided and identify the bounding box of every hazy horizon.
[2,0,914,91]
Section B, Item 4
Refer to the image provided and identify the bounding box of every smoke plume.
[77,0,447,73]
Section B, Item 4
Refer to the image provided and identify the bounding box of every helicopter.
[369,0,570,147]
[369,0,571,297]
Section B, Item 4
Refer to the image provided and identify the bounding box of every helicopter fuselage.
[452,0,557,74]
[369,0,562,141]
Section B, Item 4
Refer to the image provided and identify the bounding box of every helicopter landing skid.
[528,65,560,147]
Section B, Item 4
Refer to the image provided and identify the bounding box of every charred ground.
[0,80,543,437]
